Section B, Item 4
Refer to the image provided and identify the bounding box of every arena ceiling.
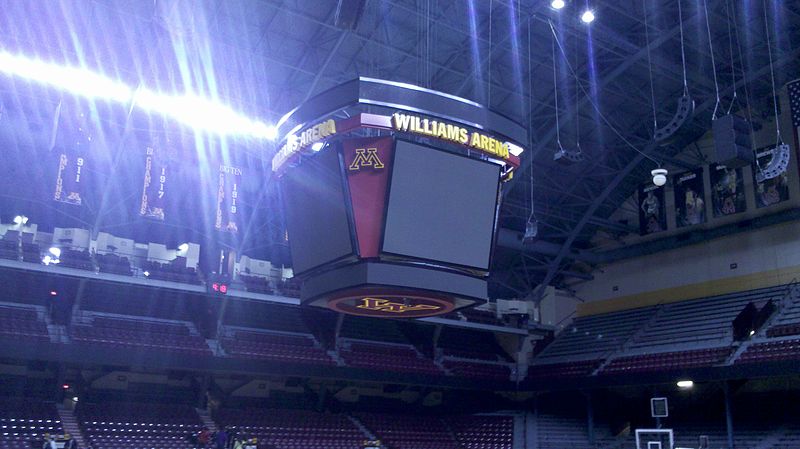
[1,0,799,299]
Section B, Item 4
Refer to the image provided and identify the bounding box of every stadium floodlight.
[551,0,566,9]
[676,380,694,389]
[0,51,133,102]
[48,247,61,258]
[134,89,270,139]
[581,9,595,23]
[0,50,273,139]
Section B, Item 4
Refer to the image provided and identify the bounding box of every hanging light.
[581,9,595,23]
[551,0,566,10]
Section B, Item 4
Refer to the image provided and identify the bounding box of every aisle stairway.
[56,404,88,449]
[196,408,219,433]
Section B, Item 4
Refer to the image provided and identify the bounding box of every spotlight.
[177,243,189,252]
[50,291,58,296]
[581,9,595,23]
[71,396,79,402]
[143,271,150,277]
[651,168,668,187]
[13,215,28,225]
[311,142,325,152]
[551,0,566,9]
[749,329,755,336]
[677,380,694,389]
[48,247,61,258]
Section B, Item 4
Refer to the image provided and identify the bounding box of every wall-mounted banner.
[710,163,746,217]
[215,164,242,233]
[674,168,706,228]
[638,183,667,235]
[753,146,790,208]
[53,150,86,206]
[139,146,169,221]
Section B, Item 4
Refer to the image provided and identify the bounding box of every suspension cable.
[702,0,722,119]
[643,0,659,132]
[762,0,783,145]
[677,0,689,93]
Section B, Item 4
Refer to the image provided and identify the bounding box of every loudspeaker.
[334,0,367,30]
[712,114,754,168]
[654,94,695,142]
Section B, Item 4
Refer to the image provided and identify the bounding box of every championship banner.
[753,145,790,208]
[638,183,667,235]
[215,164,242,233]
[342,136,394,258]
[710,163,746,217]
[673,168,706,228]
[139,146,169,220]
[53,150,86,206]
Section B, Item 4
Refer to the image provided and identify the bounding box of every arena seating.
[0,305,49,342]
[95,253,133,276]
[239,274,273,294]
[213,408,364,449]
[58,249,94,271]
[627,286,787,350]
[438,328,508,361]
[537,413,600,449]
[77,402,202,449]
[535,307,657,361]
[601,347,732,374]
[71,316,211,355]
[222,329,334,365]
[339,341,443,375]
[445,415,513,449]
[358,413,459,449]
[442,360,512,380]
[0,399,62,449]
[0,238,18,261]
[736,338,800,364]
[766,291,800,337]
[143,260,201,284]
[527,360,601,380]
[21,243,40,264]
[340,317,410,344]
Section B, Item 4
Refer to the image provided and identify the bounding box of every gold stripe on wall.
[577,265,800,317]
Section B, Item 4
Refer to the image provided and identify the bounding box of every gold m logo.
[349,148,384,171]
[356,297,441,314]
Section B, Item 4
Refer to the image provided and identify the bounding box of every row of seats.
[71,317,211,355]
[0,306,49,342]
[339,341,443,375]
[221,330,334,365]
[0,399,62,449]
[78,402,203,449]
[736,338,800,364]
[601,347,732,374]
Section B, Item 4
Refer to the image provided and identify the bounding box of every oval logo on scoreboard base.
[327,289,455,318]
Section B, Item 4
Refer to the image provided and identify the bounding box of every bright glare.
[71,397,79,402]
[0,50,272,139]
[264,125,279,140]
[48,247,61,258]
[677,380,694,389]
[177,243,189,252]
[581,9,596,23]
[0,51,132,102]
[13,215,27,225]
[551,0,566,10]
[311,142,324,152]
[143,271,150,277]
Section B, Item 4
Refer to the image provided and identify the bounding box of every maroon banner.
[215,164,242,233]
[53,151,86,206]
[342,137,394,258]
[139,146,169,220]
